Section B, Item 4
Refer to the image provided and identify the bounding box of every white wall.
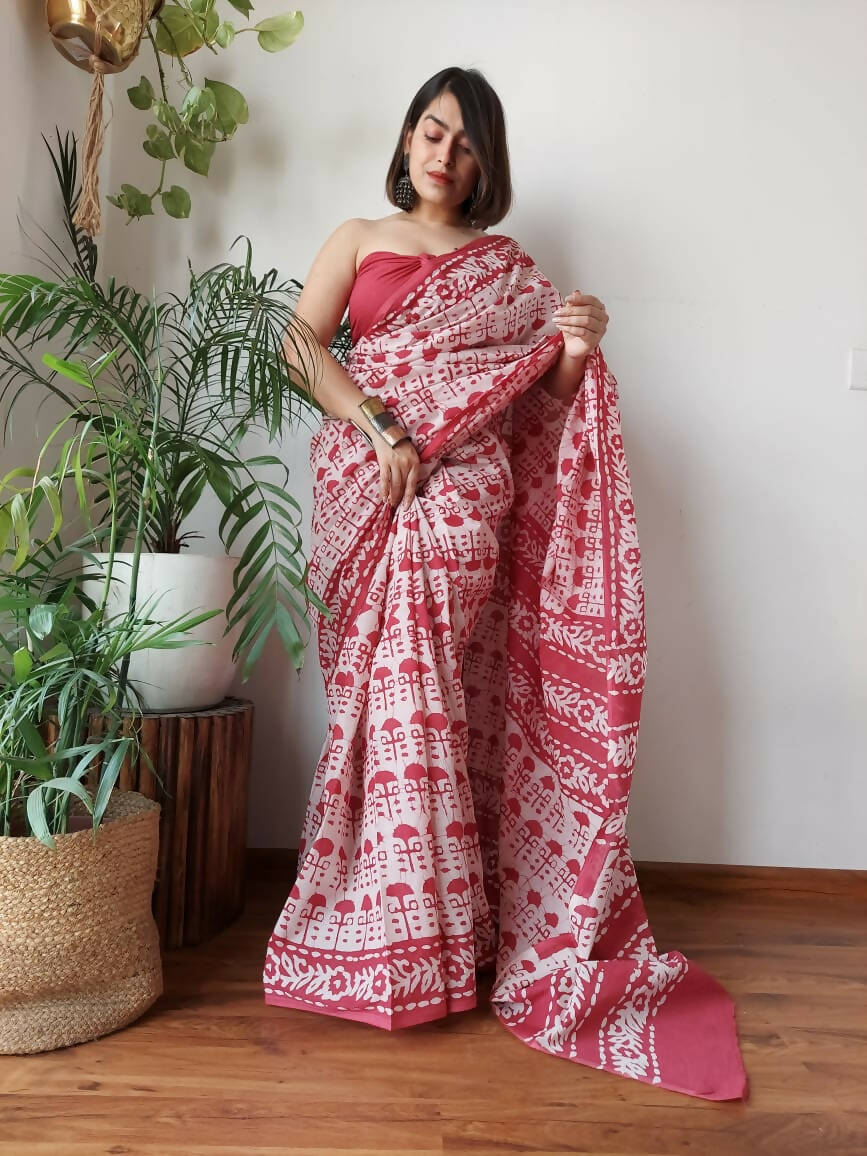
[16,1,866,868]
[2,3,108,463]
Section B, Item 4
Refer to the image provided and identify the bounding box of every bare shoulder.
[292,218,366,347]
[352,214,409,269]
[314,217,366,266]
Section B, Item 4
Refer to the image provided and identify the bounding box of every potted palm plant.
[0,129,339,1051]
[1,130,335,711]
[0,326,220,1053]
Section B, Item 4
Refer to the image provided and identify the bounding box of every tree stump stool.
[119,697,254,949]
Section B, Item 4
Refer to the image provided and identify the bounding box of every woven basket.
[0,791,162,1054]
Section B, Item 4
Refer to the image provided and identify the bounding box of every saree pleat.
[263,234,748,1100]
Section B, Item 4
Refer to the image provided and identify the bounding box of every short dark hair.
[385,67,512,229]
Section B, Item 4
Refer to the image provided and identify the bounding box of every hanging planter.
[46,0,166,71]
[45,1,305,232]
[46,0,164,237]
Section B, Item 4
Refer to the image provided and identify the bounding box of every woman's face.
[403,90,481,218]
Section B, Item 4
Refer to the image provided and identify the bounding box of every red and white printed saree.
[263,233,747,1101]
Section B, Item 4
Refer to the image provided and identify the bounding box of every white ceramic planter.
[89,552,240,712]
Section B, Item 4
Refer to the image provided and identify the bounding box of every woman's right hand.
[375,435,422,509]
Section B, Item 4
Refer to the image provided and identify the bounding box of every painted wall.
[12,1,865,868]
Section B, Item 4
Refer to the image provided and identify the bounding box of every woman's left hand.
[552,291,609,359]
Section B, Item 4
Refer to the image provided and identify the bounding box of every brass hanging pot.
[44,1,164,236]
[45,0,164,72]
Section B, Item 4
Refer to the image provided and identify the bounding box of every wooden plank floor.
[1,853,865,1155]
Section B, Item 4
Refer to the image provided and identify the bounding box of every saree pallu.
[263,234,748,1101]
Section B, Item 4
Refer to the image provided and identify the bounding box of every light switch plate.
[848,348,867,391]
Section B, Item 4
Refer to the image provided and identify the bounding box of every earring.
[395,153,416,211]
[467,183,480,228]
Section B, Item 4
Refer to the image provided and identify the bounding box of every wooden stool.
[119,697,254,949]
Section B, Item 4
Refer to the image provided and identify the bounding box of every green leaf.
[155,101,184,133]
[153,5,205,56]
[225,0,253,16]
[28,603,57,640]
[224,499,265,552]
[128,75,155,111]
[26,779,94,850]
[90,347,121,378]
[122,184,155,218]
[204,79,249,134]
[12,646,33,682]
[10,493,29,571]
[133,609,222,650]
[66,737,112,785]
[274,600,303,662]
[255,11,304,51]
[233,590,274,657]
[181,85,217,122]
[17,715,47,759]
[239,620,271,679]
[72,442,87,518]
[143,129,175,161]
[226,559,271,624]
[175,466,207,516]
[93,738,133,826]
[182,137,216,177]
[0,274,46,333]
[236,520,270,573]
[214,21,235,47]
[37,477,63,542]
[42,351,93,388]
[162,185,192,219]
[3,755,53,780]
[39,642,71,664]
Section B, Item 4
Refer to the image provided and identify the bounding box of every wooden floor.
[1,853,865,1155]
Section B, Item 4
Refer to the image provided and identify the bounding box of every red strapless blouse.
[347,237,495,345]
[347,251,441,345]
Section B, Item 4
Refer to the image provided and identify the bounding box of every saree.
[263,233,748,1101]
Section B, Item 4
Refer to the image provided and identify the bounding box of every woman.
[264,67,747,1102]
